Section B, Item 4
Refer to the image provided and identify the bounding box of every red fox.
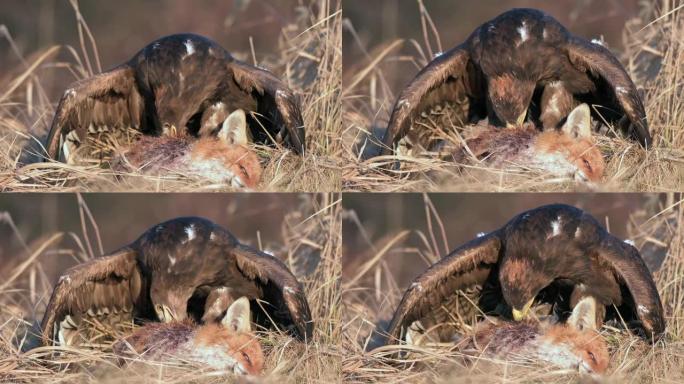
[112,109,262,189]
[449,104,605,183]
[407,297,609,374]
[113,297,264,376]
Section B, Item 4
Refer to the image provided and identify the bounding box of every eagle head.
[499,257,553,321]
[487,74,536,127]
[150,283,196,322]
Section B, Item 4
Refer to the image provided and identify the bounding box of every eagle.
[45,33,305,163]
[40,217,313,346]
[385,204,665,345]
[381,8,651,156]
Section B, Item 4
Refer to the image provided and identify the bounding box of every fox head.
[538,297,609,374]
[193,297,264,375]
[188,109,263,189]
[533,104,605,183]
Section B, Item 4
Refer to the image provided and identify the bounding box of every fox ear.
[218,109,251,145]
[561,103,592,139]
[568,296,598,331]
[221,297,251,333]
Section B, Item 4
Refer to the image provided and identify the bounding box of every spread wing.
[381,45,483,155]
[40,248,146,346]
[45,65,145,161]
[597,237,665,341]
[565,38,651,147]
[231,61,306,154]
[232,243,313,341]
[385,232,502,344]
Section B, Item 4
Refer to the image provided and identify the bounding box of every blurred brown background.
[0,193,310,289]
[343,0,644,107]
[0,0,306,99]
[343,193,665,288]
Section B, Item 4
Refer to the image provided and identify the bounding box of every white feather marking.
[433,51,444,58]
[58,275,71,284]
[410,282,423,291]
[209,231,216,241]
[65,88,76,98]
[184,224,196,242]
[591,38,605,46]
[624,239,635,246]
[397,99,410,109]
[615,86,628,95]
[549,216,562,238]
[638,304,650,314]
[542,28,548,40]
[184,40,195,56]
[284,286,296,294]
[517,21,529,43]
[168,254,177,266]
[574,227,582,238]
[476,232,487,238]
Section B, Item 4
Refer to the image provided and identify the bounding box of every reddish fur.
[113,135,262,188]
[542,323,609,373]
[113,320,264,376]
[189,139,263,188]
[456,123,604,182]
[194,323,264,375]
[464,320,608,374]
[533,130,604,182]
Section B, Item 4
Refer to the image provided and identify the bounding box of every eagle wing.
[565,38,652,147]
[45,65,145,161]
[385,232,502,343]
[232,243,313,341]
[40,247,145,346]
[230,61,306,154]
[597,237,665,341]
[381,45,482,155]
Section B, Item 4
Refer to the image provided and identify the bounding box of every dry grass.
[342,0,684,192]
[341,194,684,383]
[0,193,342,383]
[0,0,342,192]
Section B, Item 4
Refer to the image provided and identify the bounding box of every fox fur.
[450,104,605,182]
[407,297,609,374]
[113,109,262,189]
[113,297,264,376]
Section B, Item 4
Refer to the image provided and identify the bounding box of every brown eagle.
[40,217,313,346]
[385,204,664,345]
[381,8,651,155]
[45,33,305,163]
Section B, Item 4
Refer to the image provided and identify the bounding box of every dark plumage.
[385,204,664,345]
[40,217,313,346]
[46,33,305,162]
[381,8,651,155]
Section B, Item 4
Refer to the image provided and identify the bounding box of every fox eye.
[241,351,251,365]
[582,159,592,172]
[587,351,596,363]
[239,164,248,176]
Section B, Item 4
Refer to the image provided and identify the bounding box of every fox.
[113,297,264,376]
[449,103,605,183]
[407,297,609,374]
[112,109,262,189]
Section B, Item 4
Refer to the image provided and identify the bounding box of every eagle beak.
[516,112,526,126]
[512,299,534,321]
